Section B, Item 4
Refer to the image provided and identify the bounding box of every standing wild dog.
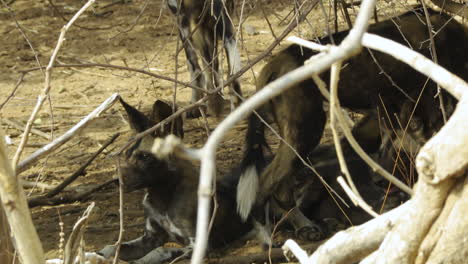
[167,0,242,117]
[236,6,467,237]
[99,99,259,264]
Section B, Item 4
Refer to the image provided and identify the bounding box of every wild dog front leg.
[130,247,190,264]
[168,0,207,118]
[271,182,324,241]
[220,10,242,111]
[99,217,169,261]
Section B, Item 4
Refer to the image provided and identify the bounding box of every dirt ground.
[0,0,412,262]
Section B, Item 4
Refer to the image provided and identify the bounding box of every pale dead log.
[371,178,456,263]
[414,177,463,264]
[16,93,120,174]
[370,96,468,263]
[424,176,468,264]
[0,127,45,263]
[307,202,410,264]
[415,97,468,183]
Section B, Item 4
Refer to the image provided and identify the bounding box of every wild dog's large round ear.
[119,97,151,133]
[150,100,184,138]
[150,100,173,124]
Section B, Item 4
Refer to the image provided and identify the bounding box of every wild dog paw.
[295,224,324,241]
[97,245,117,259]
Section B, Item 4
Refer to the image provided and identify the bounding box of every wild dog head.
[118,97,184,192]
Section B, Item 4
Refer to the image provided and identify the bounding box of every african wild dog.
[167,0,242,117]
[296,115,412,235]
[236,6,467,239]
[99,99,258,264]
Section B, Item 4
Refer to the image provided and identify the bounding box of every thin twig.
[16,93,119,174]
[28,179,118,208]
[0,73,25,111]
[12,0,96,169]
[0,0,44,76]
[337,176,379,217]
[2,118,51,140]
[19,63,206,93]
[45,133,119,198]
[329,61,363,200]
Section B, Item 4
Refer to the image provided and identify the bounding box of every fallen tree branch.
[16,93,120,174]
[28,179,118,208]
[46,133,119,197]
[26,133,119,205]
[2,118,52,140]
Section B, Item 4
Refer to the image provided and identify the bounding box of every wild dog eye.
[141,153,152,160]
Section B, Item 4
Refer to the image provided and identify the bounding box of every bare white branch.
[283,239,311,264]
[16,93,120,174]
[12,0,96,169]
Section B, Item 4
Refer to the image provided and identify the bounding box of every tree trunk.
[0,204,14,264]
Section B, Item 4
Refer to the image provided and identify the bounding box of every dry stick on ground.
[45,133,119,197]
[27,133,119,206]
[191,1,377,264]
[12,0,96,169]
[19,63,206,94]
[16,93,120,174]
[0,127,45,264]
[28,178,118,208]
[2,118,52,140]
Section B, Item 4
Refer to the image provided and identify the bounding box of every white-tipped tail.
[236,165,259,221]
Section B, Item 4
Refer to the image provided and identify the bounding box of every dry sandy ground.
[0,0,410,262]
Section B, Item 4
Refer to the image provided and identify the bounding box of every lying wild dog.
[237,6,467,239]
[260,114,387,239]
[167,0,242,117]
[296,116,411,236]
[99,99,261,263]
